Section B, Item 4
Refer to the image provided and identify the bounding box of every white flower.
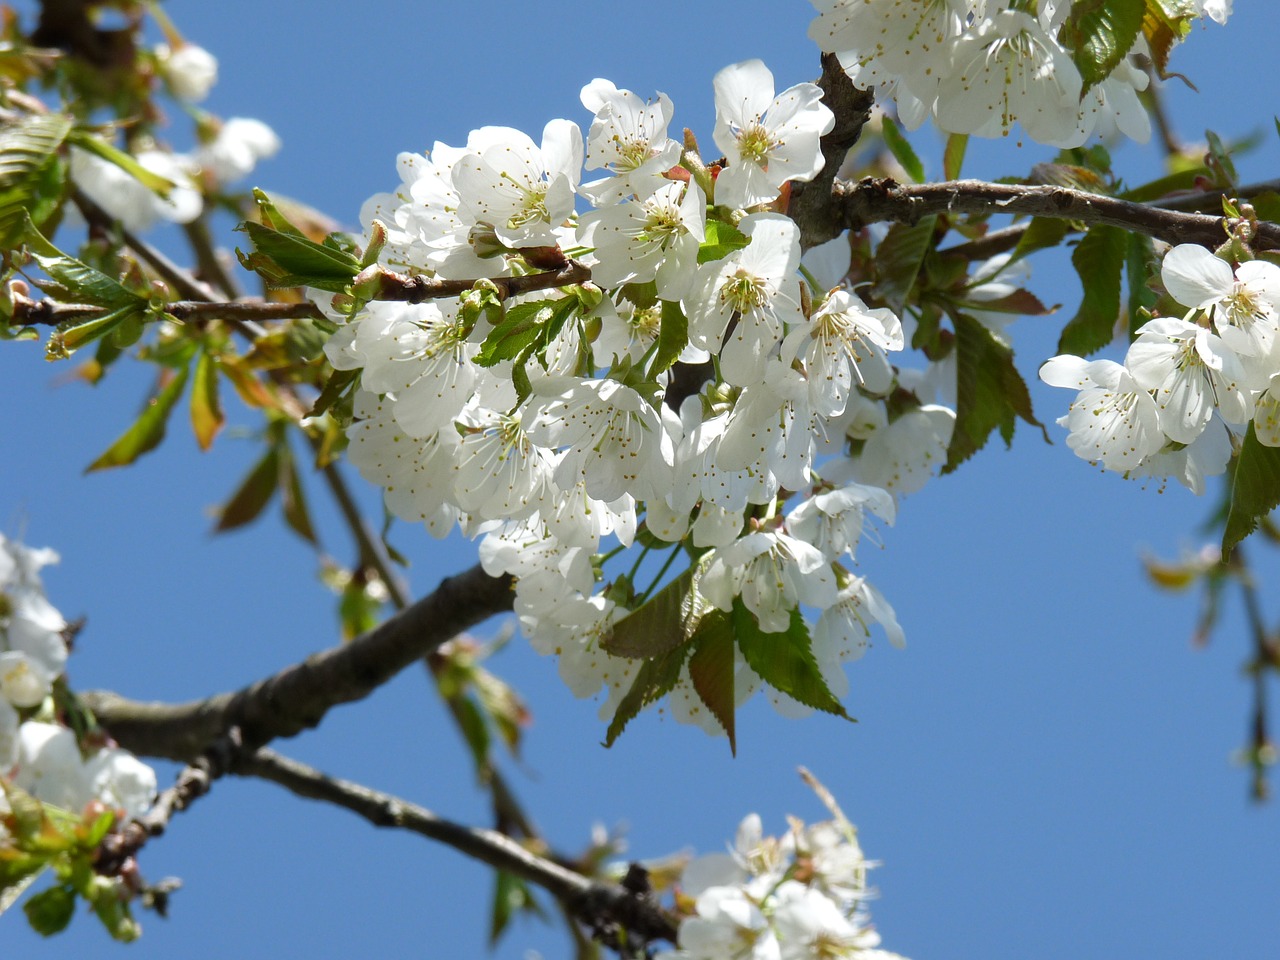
[452,121,584,248]
[813,576,905,699]
[782,289,903,417]
[711,59,834,209]
[772,881,879,960]
[686,213,805,387]
[523,376,674,503]
[786,482,895,562]
[578,179,706,298]
[1124,316,1253,443]
[934,10,1083,145]
[13,722,91,813]
[196,117,281,186]
[1161,244,1280,383]
[701,529,837,633]
[579,79,682,204]
[0,651,53,708]
[1039,356,1164,472]
[156,42,218,102]
[451,407,556,523]
[85,747,157,819]
[70,146,202,231]
[850,405,955,496]
[678,885,780,960]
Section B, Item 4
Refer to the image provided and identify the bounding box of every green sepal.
[85,363,190,471]
[943,133,968,181]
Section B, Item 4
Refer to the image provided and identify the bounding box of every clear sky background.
[4,2,1280,958]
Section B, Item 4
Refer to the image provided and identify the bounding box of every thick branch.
[788,53,875,251]
[236,747,679,945]
[368,260,592,303]
[82,563,514,761]
[837,177,1280,251]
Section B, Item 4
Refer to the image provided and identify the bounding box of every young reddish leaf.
[213,446,281,532]
[604,643,691,747]
[687,609,737,753]
[732,601,850,720]
[85,364,190,472]
[189,349,224,451]
[217,354,277,410]
[1223,424,1280,554]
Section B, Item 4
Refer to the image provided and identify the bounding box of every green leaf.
[943,133,968,181]
[697,218,749,263]
[1125,232,1159,339]
[474,300,556,368]
[0,113,72,247]
[732,602,850,719]
[190,349,223,450]
[687,609,737,753]
[1062,0,1145,89]
[278,443,317,544]
[650,299,689,379]
[871,215,936,314]
[214,446,281,532]
[1223,424,1280,553]
[452,694,492,772]
[1203,129,1238,189]
[945,312,1046,472]
[1057,224,1127,355]
[880,116,924,183]
[23,884,76,937]
[307,367,359,418]
[31,252,141,311]
[1010,217,1069,264]
[489,871,544,947]
[45,302,146,361]
[86,364,190,471]
[237,221,360,292]
[603,643,691,747]
[603,568,701,658]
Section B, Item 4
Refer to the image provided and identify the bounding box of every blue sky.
[4,2,1280,958]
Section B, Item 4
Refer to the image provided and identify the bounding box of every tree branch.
[836,176,1280,251]
[235,747,679,947]
[82,563,514,761]
[10,296,324,327]
[788,53,875,252]
[366,260,592,303]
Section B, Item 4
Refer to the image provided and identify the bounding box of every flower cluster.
[1040,244,1280,493]
[327,61,929,734]
[657,794,906,959]
[808,0,1227,147]
[1,534,156,828]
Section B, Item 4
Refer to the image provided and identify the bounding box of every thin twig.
[236,747,679,946]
